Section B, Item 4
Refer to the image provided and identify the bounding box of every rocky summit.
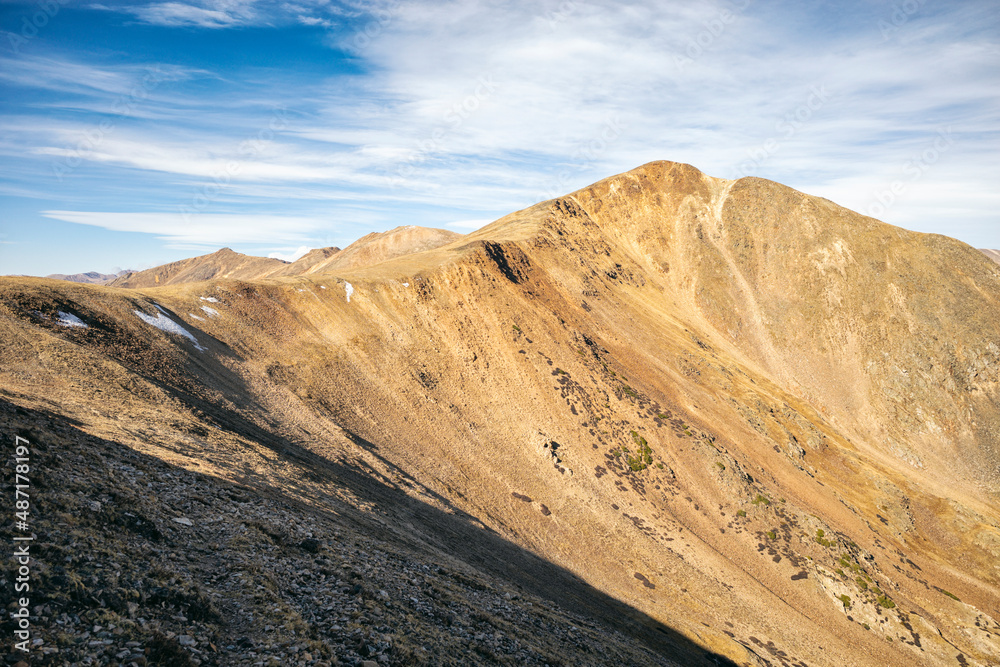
[2,161,998,666]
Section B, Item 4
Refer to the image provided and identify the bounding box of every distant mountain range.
[102,225,462,288]
[44,269,133,284]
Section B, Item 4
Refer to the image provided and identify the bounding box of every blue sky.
[1,0,998,276]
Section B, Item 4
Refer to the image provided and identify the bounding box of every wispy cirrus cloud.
[100,0,261,28]
[129,2,249,28]
[94,0,352,28]
[40,210,332,246]
[0,55,198,97]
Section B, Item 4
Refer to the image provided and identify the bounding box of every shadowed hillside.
[2,161,998,666]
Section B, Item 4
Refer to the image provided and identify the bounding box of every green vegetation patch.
[626,431,653,471]
[938,589,961,602]
[877,595,896,609]
[814,529,834,548]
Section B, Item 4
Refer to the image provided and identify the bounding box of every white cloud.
[268,245,313,261]
[101,0,346,28]
[111,0,266,28]
[129,2,243,27]
[5,0,1000,253]
[309,0,999,239]
[40,211,332,247]
[0,56,197,98]
[297,15,334,28]
[444,219,491,231]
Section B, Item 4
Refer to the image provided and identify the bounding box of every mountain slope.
[109,248,289,288]
[285,226,463,275]
[108,226,463,287]
[1,161,998,666]
[982,249,1000,266]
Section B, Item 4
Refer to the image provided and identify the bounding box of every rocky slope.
[2,161,998,666]
[0,399,694,666]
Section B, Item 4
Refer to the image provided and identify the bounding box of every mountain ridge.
[44,269,132,284]
[108,247,290,288]
[104,226,464,288]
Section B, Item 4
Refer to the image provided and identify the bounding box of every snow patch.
[345,282,354,302]
[201,306,219,317]
[200,296,219,303]
[56,311,87,328]
[189,313,205,321]
[402,282,409,287]
[134,309,205,351]
[320,285,327,290]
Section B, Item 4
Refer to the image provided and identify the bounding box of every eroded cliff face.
[2,161,998,666]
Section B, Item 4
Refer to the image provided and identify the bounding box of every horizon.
[1,0,998,276]
[21,168,1000,280]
